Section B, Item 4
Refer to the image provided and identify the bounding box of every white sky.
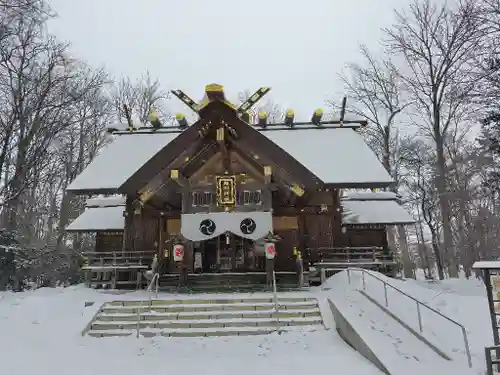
[47,0,409,120]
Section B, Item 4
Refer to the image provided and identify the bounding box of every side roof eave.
[67,131,183,195]
[118,118,205,195]
[65,206,125,232]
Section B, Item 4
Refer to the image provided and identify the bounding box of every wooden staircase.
[84,296,323,338]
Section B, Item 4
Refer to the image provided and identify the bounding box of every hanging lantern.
[264,242,276,260]
[173,243,184,262]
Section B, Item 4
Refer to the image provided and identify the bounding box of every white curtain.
[181,212,273,241]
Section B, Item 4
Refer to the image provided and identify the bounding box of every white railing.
[331,267,472,368]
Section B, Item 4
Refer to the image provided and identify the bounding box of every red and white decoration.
[173,244,184,262]
[264,242,276,260]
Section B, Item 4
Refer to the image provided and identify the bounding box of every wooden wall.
[124,207,160,252]
[344,228,387,247]
[297,189,343,263]
[273,216,299,271]
[95,232,123,252]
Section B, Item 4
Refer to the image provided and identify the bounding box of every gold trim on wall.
[167,219,181,235]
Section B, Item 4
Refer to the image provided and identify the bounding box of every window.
[241,190,262,205]
[192,191,214,206]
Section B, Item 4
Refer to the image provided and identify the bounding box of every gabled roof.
[68,100,394,194]
[262,128,393,186]
[66,132,181,194]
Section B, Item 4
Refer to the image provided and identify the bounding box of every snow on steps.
[84,296,324,338]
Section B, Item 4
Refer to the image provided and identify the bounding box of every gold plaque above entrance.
[216,175,236,207]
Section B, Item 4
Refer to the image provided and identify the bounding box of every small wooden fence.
[81,251,156,289]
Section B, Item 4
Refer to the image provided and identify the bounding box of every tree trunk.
[435,139,458,277]
[397,225,413,278]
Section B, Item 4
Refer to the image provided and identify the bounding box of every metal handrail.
[147,272,159,305]
[272,270,278,312]
[272,270,280,330]
[345,267,472,368]
[135,272,160,339]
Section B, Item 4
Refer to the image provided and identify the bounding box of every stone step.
[107,297,316,306]
[87,325,295,338]
[101,302,319,314]
[85,295,324,338]
[96,309,321,322]
[90,316,323,330]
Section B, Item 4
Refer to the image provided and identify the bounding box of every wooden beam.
[170,89,200,114]
[135,133,212,202]
[181,142,219,177]
[138,176,169,204]
[170,169,190,189]
[233,141,308,194]
[264,165,272,184]
[237,87,271,114]
[216,126,230,171]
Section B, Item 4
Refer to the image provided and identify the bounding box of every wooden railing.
[82,251,156,269]
[308,246,396,265]
[81,251,157,289]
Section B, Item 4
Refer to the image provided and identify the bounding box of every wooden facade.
[70,84,410,290]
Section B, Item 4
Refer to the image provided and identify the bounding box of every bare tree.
[399,136,445,279]
[0,7,107,230]
[331,45,416,277]
[333,45,410,177]
[110,71,172,126]
[384,0,486,277]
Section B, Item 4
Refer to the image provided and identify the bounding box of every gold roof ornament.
[198,83,237,111]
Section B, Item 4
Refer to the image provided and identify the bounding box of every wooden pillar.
[266,258,274,286]
[231,233,237,270]
[298,213,308,266]
[122,197,134,253]
[296,256,304,288]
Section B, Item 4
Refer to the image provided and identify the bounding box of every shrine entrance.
[193,233,265,273]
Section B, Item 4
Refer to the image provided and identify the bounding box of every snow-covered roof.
[342,199,415,225]
[66,206,125,232]
[472,261,500,269]
[263,128,393,185]
[67,132,180,192]
[86,195,126,207]
[344,192,398,201]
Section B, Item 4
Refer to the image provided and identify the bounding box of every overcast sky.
[47,0,410,120]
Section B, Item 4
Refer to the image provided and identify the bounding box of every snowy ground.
[0,272,494,375]
[0,286,383,375]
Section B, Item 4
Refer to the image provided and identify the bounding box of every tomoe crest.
[240,218,256,235]
[199,219,216,236]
